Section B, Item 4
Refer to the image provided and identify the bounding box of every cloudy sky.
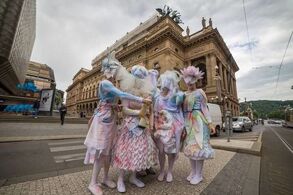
[31,0,293,101]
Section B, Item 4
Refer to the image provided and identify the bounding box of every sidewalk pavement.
[0,150,236,195]
[210,130,263,156]
[0,123,88,143]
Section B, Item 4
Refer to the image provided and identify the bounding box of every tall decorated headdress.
[158,70,181,92]
[127,64,156,97]
[101,51,121,78]
[180,66,204,84]
[131,65,148,79]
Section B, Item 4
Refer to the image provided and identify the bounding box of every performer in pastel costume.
[181,66,216,185]
[84,52,150,195]
[112,65,158,193]
[154,110,176,154]
[154,70,185,182]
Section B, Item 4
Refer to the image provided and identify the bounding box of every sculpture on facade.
[209,18,213,27]
[202,17,206,28]
[156,5,183,24]
[186,26,190,37]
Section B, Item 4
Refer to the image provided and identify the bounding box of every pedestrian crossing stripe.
[54,153,85,163]
[48,140,84,146]
[50,145,86,152]
[48,139,86,163]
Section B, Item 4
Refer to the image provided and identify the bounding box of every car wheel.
[241,126,245,132]
[249,125,252,131]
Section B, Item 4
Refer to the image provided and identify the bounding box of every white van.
[207,103,223,137]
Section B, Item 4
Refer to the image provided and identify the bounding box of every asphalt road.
[260,125,293,195]
[0,138,89,185]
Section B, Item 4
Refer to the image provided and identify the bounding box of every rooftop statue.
[156,5,183,24]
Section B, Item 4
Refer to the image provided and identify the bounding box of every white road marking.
[48,140,84,146]
[48,139,87,163]
[54,153,85,163]
[269,127,293,154]
[50,145,86,152]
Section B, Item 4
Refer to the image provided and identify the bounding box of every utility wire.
[242,0,253,66]
[274,31,293,94]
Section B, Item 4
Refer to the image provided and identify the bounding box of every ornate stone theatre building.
[66,12,240,117]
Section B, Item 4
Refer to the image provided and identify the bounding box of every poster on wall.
[39,89,53,111]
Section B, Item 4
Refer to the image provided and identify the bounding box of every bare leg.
[129,171,145,188]
[166,154,176,182]
[117,169,126,193]
[90,156,104,185]
[175,128,183,160]
[187,159,197,181]
[102,155,116,189]
[156,140,166,181]
[190,160,204,185]
[88,156,104,195]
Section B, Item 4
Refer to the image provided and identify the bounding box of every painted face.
[162,87,170,96]
[184,76,197,85]
[104,67,118,79]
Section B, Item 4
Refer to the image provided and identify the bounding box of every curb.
[211,131,263,156]
[0,135,86,143]
[211,144,261,156]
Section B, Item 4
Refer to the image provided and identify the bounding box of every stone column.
[205,55,212,87]
[219,62,224,90]
[210,54,217,86]
[223,66,228,92]
[230,73,234,96]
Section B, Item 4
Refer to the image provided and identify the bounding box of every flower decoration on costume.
[181,66,204,84]
[101,51,121,78]
[131,65,148,79]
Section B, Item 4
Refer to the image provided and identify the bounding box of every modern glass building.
[0,0,36,95]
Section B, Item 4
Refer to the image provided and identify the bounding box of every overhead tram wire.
[274,31,293,94]
[242,0,253,67]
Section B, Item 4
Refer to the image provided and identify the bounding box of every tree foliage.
[240,100,293,119]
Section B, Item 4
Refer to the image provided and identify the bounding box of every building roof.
[73,68,90,80]
[91,14,160,66]
[26,61,55,82]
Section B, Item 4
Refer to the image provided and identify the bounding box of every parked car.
[207,103,222,137]
[232,116,253,132]
[268,119,282,125]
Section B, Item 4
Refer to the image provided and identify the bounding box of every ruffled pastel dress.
[112,99,158,171]
[154,91,185,153]
[183,89,215,160]
[84,80,143,164]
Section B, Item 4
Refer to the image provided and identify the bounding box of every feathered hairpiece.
[158,70,181,92]
[131,65,148,79]
[181,66,204,84]
[101,51,121,73]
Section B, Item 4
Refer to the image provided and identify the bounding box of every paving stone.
[0,150,235,194]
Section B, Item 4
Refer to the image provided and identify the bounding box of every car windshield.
[232,117,242,122]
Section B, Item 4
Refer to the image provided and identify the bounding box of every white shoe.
[88,184,103,195]
[166,172,173,183]
[117,180,126,193]
[157,172,165,181]
[101,179,116,189]
[190,175,203,185]
[186,172,195,181]
[129,177,145,188]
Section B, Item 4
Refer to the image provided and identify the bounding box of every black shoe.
[146,167,156,175]
[136,170,147,177]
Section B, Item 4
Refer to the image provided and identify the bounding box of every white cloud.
[31,0,293,100]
